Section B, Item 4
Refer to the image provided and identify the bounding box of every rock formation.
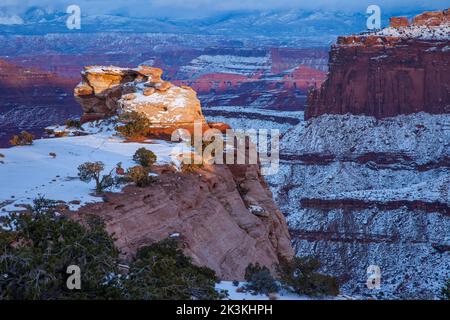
[74,162,294,280]
[75,65,206,129]
[267,10,450,299]
[306,10,450,120]
[71,65,295,280]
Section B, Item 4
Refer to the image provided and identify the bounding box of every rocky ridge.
[74,162,294,280]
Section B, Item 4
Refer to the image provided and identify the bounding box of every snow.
[203,105,303,136]
[179,54,271,78]
[83,65,130,75]
[371,24,450,40]
[0,126,185,215]
[216,281,353,300]
[0,15,24,25]
[265,111,450,299]
[127,86,189,110]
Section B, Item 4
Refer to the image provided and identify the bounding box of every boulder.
[74,65,206,126]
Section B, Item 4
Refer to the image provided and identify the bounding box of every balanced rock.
[74,65,206,126]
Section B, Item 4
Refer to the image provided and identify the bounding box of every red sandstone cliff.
[69,65,295,280]
[73,163,294,280]
[306,10,450,120]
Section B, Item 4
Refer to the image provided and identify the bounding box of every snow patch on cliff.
[373,24,450,40]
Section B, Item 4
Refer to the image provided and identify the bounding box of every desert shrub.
[0,198,122,300]
[0,197,224,300]
[115,112,151,138]
[115,162,125,175]
[121,238,221,300]
[442,279,450,300]
[244,263,279,295]
[126,166,156,187]
[65,119,82,129]
[133,147,157,168]
[78,161,115,194]
[277,257,339,297]
[181,162,203,173]
[9,131,34,146]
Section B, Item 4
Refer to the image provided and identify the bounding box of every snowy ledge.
[0,122,186,215]
[371,24,450,40]
[215,281,354,300]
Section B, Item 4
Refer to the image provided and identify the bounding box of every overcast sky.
[1,0,448,18]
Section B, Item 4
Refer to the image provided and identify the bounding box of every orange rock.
[74,65,206,127]
[72,164,294,280]
[208,122,231,133]
[412,9,449,26]
[390,17,410,28]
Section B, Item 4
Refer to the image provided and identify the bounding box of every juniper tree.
[133,148,157,168]
[77,161,115,194]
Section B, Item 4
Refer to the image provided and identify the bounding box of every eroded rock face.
[413,9,450,26]
[74,65,205,126]
[267,113,450,299]
[306,11,450,120]
[74,163,294,280]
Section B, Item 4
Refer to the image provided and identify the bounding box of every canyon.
[306,9,450,119]
[0,39,327,147]
[1,6,449,299]
[268,10,450,299]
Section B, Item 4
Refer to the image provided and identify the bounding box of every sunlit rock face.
[73,162,295,281]
[74,65,205,126]
[306,10,450,120]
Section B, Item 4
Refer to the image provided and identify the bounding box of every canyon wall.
[306,11,450,120]
[0,60,80,147]
[269,11,450,299]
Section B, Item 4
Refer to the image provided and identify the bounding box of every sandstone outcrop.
[274,10,450,299]
[389,9,449,28]
[74,163,294,280]
[412,9,450,26]
[306,11,450,120]
[74,65,206,128]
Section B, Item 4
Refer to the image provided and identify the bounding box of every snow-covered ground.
[179,54,271,78]
[0,121,185,214]
[215,281,352,300]
[204,106,303,136]
[372,24,450,40]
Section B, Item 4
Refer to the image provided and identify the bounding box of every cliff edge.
[306,9,450,120]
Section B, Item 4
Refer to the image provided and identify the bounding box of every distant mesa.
[390,9,449,28]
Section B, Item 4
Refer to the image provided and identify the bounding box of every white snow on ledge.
[216,281,354,300]
[371,24,450,40]
[0,131,184,215]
